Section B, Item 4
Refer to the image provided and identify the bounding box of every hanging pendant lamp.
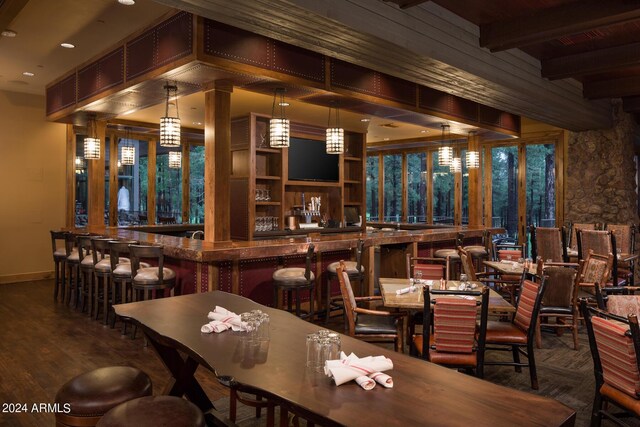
[160,83,181,147]
[438,124,453,167]
[120,127,135,166]
[168,151,182,169]
[84,115,101,159]
[466,131,480,169]
[450,156,462,173]
[326,101,344,154]
[269,88,290,148]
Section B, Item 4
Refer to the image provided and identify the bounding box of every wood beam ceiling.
[480,0,640,52]
[382,0,429,10]
[584,76,640,99]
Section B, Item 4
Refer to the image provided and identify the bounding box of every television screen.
[288,138,339,182]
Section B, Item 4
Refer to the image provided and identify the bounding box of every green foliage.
[156,153,182,222]
[366,156,379,221]
[383,154,402,221]
[190,146,205,223]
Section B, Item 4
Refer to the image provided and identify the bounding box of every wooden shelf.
[256,147,280,154]
[256,175,281,181]
[285,180,341,188]
[255,201,281,206]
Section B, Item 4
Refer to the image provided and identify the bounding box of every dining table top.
[379,277,515,314]
[114,291,574,427]
[483,260,533,276]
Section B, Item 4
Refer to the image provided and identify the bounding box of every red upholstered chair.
[484,277,547,389]
[406,254,450,281]
[582,301,640,426]
[337,261,406,352]
[412,286,489,378]
[569,222,598,252]
[493,243,525,302]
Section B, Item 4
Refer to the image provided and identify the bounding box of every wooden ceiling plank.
[542,41,640,80]
[480,1,640,52]
[0,0,29,32]
[584,76,640,99]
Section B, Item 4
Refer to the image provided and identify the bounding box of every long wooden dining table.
[114,291,575,426]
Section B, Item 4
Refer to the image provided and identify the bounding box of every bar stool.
[462,230,492,273]
[433,232,463,279]
[96,396,204,427]
[64,233,84,307]
[91,238,115,324]
[130,244,177,302]
[324,239,364,324]
[54,366,152,427]
[77,235,95,313]
[50,230,68,302]
[272,244,315,321]
[109,240,147,331]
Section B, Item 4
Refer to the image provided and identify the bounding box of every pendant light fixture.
[168,151,182,169]
[269,88,290,148]
[326,101,344,154]
[437,124,453,167]
[84,115,101,159]
[160,83,181,147]
[120,127,135,166]
[450,156,462,173]
[466,131,480,169]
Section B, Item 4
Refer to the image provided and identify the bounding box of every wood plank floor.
[0,279,633,426]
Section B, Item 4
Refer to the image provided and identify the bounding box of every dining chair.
[433,232,463,279]
[92,238,116,324]
[412,286,489,378]
[568,222,598,251]
[577,229,622,286]
[130,244,177,302]
[337,261,406,352]
[606,223,636,286]
[272,244,315,321]
[529,225,568,263]
[581,300,640,426]
[77,235,95,313]
[535,262,580,350]
[461,229,492,273]
[461,247,522,303]
[484,276,548,389]
[50,230,69,302]
[324,239,364,324]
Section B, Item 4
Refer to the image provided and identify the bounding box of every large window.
[74,135,88,227]
[366,156,379,221]
[156,146,182,224]
[461,149,469,225]
[433,152,454,224]
[492,146,519,238]
[407,153,426,223]
[383,154,402,221]
[116,138,142,225]
[189,145,205,223]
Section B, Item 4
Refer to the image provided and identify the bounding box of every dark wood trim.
[623,96,640,113]
[65,125,75,228]
[584,76,640,99]
[214,81,233,241]
[109,132,118,226]
[204,91,215,241]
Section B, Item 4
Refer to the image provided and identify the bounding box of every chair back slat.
[50,230,68,254]
[534,227,565,263]
[109,240,138,271]
[406,255,449,281]
[458,248,477,282]
[433,297,477,354]
[129,245,164,281]
[591,316,640,397]
[570,222,597,250]
[514,279,541,332]
[497,249,523,261]
[607,224,634,255]
[337,262,358,336]
[541,266,576,308]
[415,264,446,280]
[578,230,612,260]
[91,238,113,265]
[581,251,613,285]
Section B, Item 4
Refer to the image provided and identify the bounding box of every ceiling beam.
[542,41,640,80]
[622,96,640,113]
[480,1,640,52]
[584,76,640,99]
[383,0,429,9]
[0,0,29,33]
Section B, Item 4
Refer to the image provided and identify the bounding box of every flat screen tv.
[288,137,339,182]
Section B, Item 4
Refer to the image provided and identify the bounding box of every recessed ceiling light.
[360,118,371,122]
[278,102,289,107]
[60,42,75,49]
[22,72,34,77]
[118,0,135,5]
[383,137,390,141]
[420,130,427,133]
[193,122,202,126]
[1,29,17,37]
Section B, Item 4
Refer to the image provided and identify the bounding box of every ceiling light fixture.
[466,131,480,169]
[325,101,344,154]
[1,29,17,37]
[118,0,135,5]
[450,156,461,173]
[160,83,180,147]
[120,127,135,166]
[437,124,453,167]
[60,42,75,49]
[269,88,290,148]
[84,115,101,160]
[168,151,182,169]
[22,72,34,77]
[360,118,371,122]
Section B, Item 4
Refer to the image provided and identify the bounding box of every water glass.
[414,270,423,283]
[257,313,270,341]
[306,333,320,369]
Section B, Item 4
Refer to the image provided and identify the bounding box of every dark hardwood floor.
[0,279,633,426]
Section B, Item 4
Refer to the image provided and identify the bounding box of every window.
[190,145,205,223]
[461,149,468,225]
[366,156,379,221]
[383,154,402,221]
[492,146,519,238]
[156,146,182,224]
[433,152,454,224]
[74,135,88,227]
[407,152,426,223]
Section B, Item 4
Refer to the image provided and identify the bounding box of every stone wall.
[565,101,639,226]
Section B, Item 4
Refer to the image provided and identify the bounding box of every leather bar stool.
[109,240,148,332]
[50,230,69,302]
[433,232,463,279]
[96,396,204,427]
[272,244,315,321]
[64,233,85,307]
[324,239,364,324]
[77,235,95,314]
[462,230,492,273]
[130,244,177,302]
[54,366,152,427]
[91,238,115,324]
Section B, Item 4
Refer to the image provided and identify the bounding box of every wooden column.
[87,120,106,227]
[483,145,493,227]
[181,141,190,224]
[518,143,527,245]
[401,153,408,222]
[377,155,384,220]
[147,138,157,225]
[109,132,118,226]
[426,151,433,224]
[467,134,483,226]
[454,148,462,226]
[204,80,233,242]
[65,125,75,228]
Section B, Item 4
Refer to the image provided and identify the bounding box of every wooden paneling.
[46,74,76,116]
[204,91,215,241]
[214,81,232,241]
[108,133,118,226]
[77,47,124,102]
[88,121,106,226]
[230,178,249,240]
[147,139,157,225]
[517,143,526,246]
[65,125,75,228]
[426,151,433,224]
[483,145,493,227]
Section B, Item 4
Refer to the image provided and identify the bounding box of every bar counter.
[67,224,498,306]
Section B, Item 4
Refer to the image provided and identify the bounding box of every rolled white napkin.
[355,376,376,390]
[396,285,417,295]
[201,306,248,333]
[368,372,393,388]
[325,352,393,386]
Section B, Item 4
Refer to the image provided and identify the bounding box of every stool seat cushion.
[94,258,113,273]
[433,249,460,260]
[112,260,147,278]
[96,396,204,427]
[54,247,67,258]
[81,253,96,266]
[54,366,152,418]
[66,249,80,262]
[273,267,315,285]
[464,246,488,257]
[354,314,397,334]
[327,261,364,275]
[133,267,176,284]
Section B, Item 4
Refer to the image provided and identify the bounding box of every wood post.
[87,120,106,227]
[109,132,118,226]
[147,138,157,225]
[182,141,190,224]
[65,125,75,228]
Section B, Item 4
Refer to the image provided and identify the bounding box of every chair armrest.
[354,296,382,302]
[354,307,407,317]
[544,262,579,268]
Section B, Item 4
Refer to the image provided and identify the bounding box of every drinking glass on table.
[414,270,423,283]
[460,273,468,289]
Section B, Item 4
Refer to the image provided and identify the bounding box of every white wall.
[0,90,67,282]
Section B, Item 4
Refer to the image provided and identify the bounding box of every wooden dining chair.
[412,286,489,378]
[569,222,598,251]
[581,300,640,426]
[460,247,522,303]
[529,225,568,263]
[578,229,622,287]
[606,223,636,286]
[406,254,450,281]
[337,261,406,352]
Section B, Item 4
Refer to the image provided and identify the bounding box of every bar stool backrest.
[91,238,114,265]
[50,230,68,258]
[129,245,164,282]
[109,240,138,271]
[77,235,94,261]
